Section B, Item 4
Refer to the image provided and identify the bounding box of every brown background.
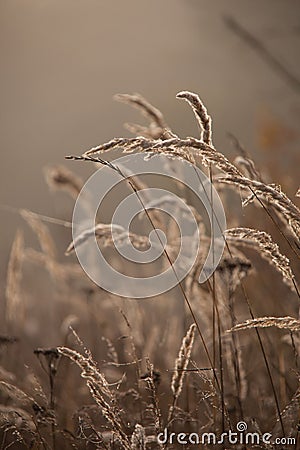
[1,0,300,277]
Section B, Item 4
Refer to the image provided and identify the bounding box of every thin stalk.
[209,163,225,433]
[65,155,228,416]
[192,165,285,434]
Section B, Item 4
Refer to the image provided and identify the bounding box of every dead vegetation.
[1,91,299,449]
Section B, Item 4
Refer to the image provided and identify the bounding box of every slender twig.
[224,15,300,94]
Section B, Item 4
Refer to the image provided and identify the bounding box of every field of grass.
[0,91,299,449]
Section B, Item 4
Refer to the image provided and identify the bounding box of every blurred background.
[1,0,300,278]
[1,4,300,443]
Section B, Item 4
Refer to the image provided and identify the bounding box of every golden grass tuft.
[1,90,300,449]
[228,316,300,332]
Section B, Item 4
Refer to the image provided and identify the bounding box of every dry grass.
[1,91,299,449]
[228,316,300,332]
[5,230,24,326]
[224,227,296,289]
